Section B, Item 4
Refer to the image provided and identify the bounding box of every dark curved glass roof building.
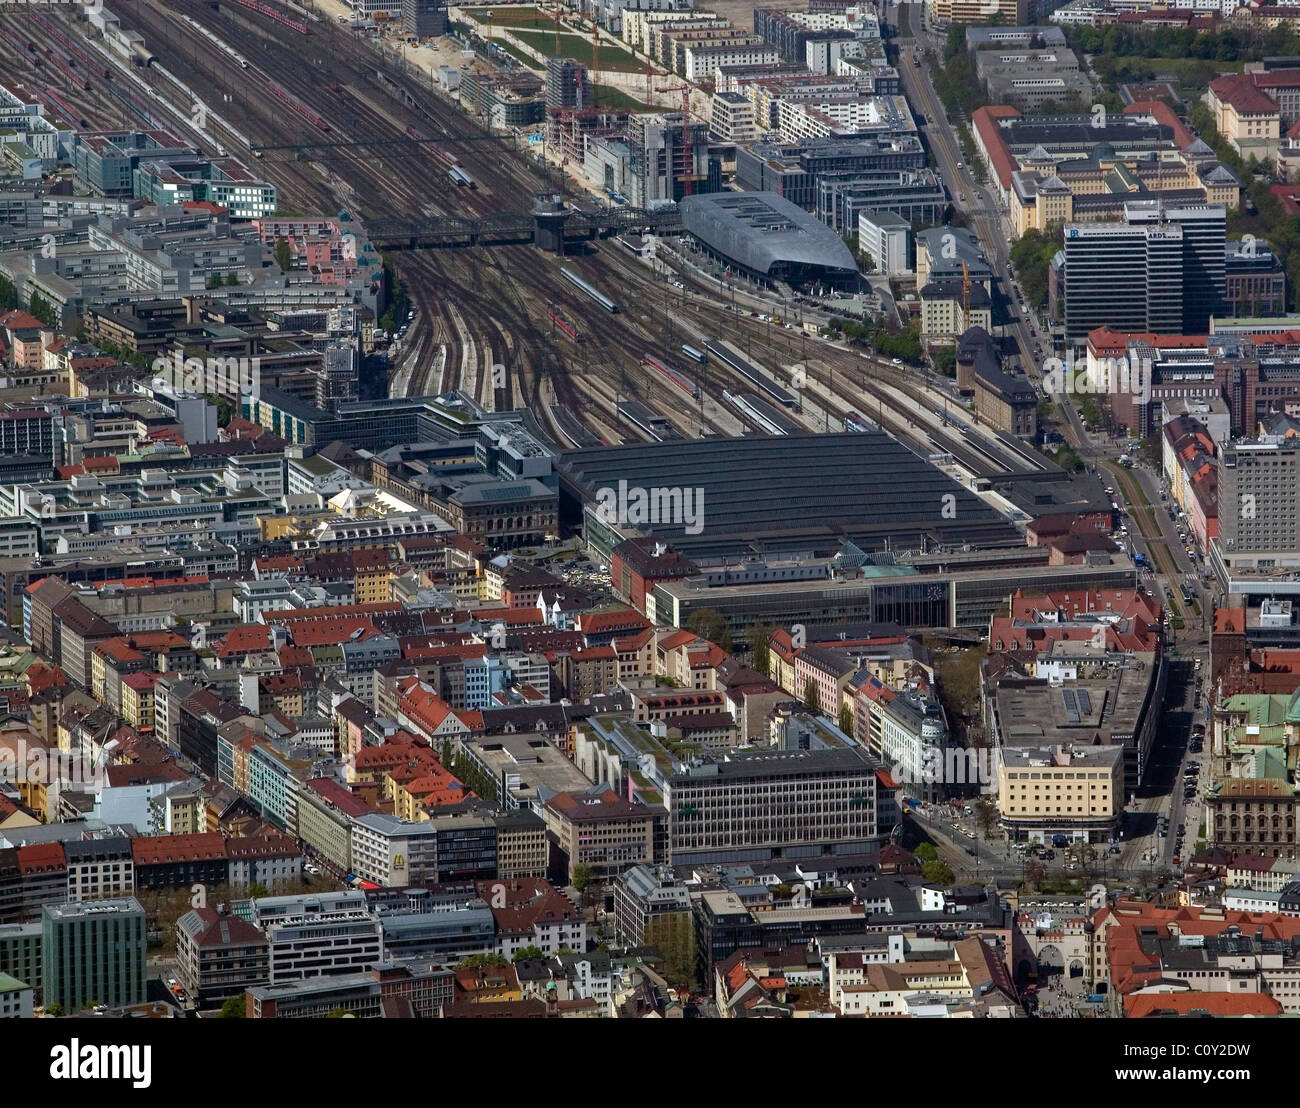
[679,191,860,291]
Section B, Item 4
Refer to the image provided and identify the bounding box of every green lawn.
[477,6,554,29]
[1104,54,1244,92]
[493,38,540,68]
[588,85,650,112]
[509,28,644,71]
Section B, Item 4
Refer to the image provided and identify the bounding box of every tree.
[802,679,820,712]
[29,291,57,328]
[273,235,293,274]
[747,622,774,675]
[687,608,731,653]
[218,996,245,1019]
[456,953,508,969]
[645,911,696,991]
[974,796,998,839]
[512,945,544,962]
[1023,859,1047,890]
[44,1003,64,1018]
[921,859,955,885]
[914,842,939,863]
[934,646,984,732]
[249,882,268,899]
[571,863,593,892]
[839,705,854,735]
[225,271,239,287]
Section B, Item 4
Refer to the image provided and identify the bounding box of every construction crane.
[655,83,695,199]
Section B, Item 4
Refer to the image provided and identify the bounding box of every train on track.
[225,0,310,35]
[39,87,87,129]
[705,340,798,409]
[448,165,476,188]
[547,306,581,343]
[44,50,89,90]
[681,344,707,365]
[30,11,111,76]
[843,411,874,432]
[267,80,330,131]
[180,13,251,68]
[561,268,619,313]
[726,391,800,436]
[0,24,35,56]
[642,353,700,400]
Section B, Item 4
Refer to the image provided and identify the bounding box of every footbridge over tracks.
[366,195,683,251]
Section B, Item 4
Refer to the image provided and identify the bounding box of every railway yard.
[0,0,1057,509]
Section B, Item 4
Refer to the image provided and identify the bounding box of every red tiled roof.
[1210,73,1280,116]
[132,833,228,865]
[1124,993,1282,1018]
[971,105,1021,189]
[1215,607,1245,634]
[305,777,375,817]
[16,842,64,872]
[1123,101,1196,150]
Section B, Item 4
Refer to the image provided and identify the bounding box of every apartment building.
[63,837,134,902]
[175,905,269,1006]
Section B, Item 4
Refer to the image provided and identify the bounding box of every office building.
[628,113,713,207]
[997,744,1125,844]
[251,892,385,985]
[545,57,589,111]
[401,0,447,37]
[1063,204,1226,340]
[857,210,912,277]
[41,898,146,1013]
[665,747,883,866]
[1218,435,1300,572]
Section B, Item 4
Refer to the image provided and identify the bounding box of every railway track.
[13,2,934,450]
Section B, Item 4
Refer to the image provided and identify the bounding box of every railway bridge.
[365,194,684,251]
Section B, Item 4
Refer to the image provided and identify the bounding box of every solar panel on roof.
[1062,688,1079,724]
[1078,690,1092,715]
